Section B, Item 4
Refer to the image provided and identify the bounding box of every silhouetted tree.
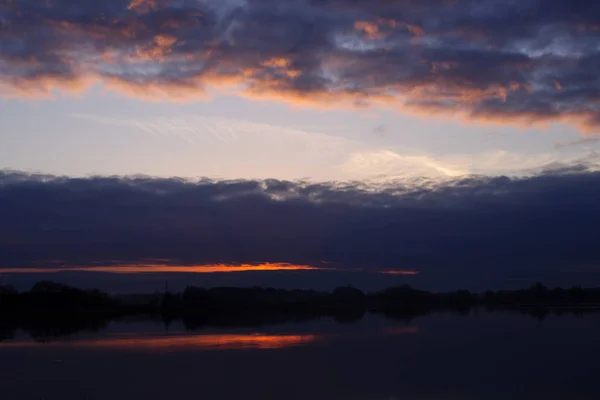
[332,286,366,308]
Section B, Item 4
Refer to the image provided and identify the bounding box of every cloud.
[555,138,600,149]
[339,150,467,179]
[73,113,360,152]
[0,262,328,275]
[337,149,597,181]
[1,0,600,133]
[0,262,416,276]
[72,113,364,180]
[73,113,593,181]
[3,167,600,289]
[372,124,387,136]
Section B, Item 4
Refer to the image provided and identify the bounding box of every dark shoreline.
[3,281,600,342]
[4,280,600,314]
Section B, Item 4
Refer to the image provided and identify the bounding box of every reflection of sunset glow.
[0,333,321,350]
[384,326,420,335]
[378,270,420,276]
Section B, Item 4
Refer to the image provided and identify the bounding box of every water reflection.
[0,332,321,350]
[383,326,420,335]
[1,313,600,400]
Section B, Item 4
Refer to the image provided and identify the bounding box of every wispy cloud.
[555,138,600,149]
[73,113,360,151]
[74,113,594,181]
[339,150,467,180]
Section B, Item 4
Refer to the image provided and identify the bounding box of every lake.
[1,310,599,399]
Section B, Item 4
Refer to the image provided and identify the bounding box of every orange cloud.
[554,80,563,90]
[355,21,385,40]
[378,269,420,275]
[2,45,596,135]
[355,19,419,40]
[0,74,98,100]
[2,0,600,136]
[395,93,600,135]
[135,34,178,61]
[0,262,420,276]
[102,76,210,102]
[49,18,148,42]
[0,262,329,274]
[261,57,291,69]
[128,0,156,13]
[404,23,425,37]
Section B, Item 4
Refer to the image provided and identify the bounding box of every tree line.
[2,281,600,342]
[2,281,600,314]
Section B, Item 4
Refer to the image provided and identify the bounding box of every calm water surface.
[1,311,600,399]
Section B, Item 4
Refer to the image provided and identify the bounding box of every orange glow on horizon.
[378,269,420,276]
[0,333,321,351]
[0,262,419,276]
[0,262,327,275]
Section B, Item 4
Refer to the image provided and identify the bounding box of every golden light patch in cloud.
[261,57,291,69]
[404,23,425,37]
[233,54,526,116]
[430,61,460,73]
[354,21,385,40]
[554,80,563,91]
[0,74,97,100]
[102,76,210,102]
[128,0,156,12]
[259,57,302,79]
[463,108,600,134]
[396,91,600,135]
[355,19,424,40]
[0,333,321,351]
[236,81,396,111]
[136,35,178,61]
[406,80,521,105]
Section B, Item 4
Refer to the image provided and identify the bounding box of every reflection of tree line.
[2,281,600,342]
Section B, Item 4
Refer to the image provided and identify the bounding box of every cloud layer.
[2,167,600,290]
[2,0,600,131]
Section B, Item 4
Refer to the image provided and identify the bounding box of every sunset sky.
[2,0,600,291]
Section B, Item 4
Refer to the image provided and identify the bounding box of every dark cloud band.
[2,167,600,289]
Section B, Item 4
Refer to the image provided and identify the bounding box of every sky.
[1,0,600,291]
